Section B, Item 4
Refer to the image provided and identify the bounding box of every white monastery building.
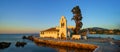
[40,16,81,39]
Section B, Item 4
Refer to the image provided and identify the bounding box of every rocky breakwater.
[33,38,98,50]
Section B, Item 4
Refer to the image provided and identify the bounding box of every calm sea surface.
[87,34,120,40]
[0,34,120,52]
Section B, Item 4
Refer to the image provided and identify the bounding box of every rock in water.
[15,42,27,47]
[0,42,11,49]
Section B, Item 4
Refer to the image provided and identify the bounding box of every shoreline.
[93,46,100,52]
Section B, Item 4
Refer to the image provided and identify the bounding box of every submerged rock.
[0,42,11,49]
[15,42,27,47]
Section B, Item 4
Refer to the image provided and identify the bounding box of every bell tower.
[59,16,67,39]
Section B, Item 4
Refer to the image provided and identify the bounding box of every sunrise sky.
[0,0,120,33]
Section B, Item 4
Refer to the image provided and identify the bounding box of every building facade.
[40,16,81,39]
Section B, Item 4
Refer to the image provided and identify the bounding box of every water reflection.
[35,43,93,52]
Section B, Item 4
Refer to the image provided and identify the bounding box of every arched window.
[61,23,64,28]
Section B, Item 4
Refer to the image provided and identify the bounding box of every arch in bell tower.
[59,16,67,39]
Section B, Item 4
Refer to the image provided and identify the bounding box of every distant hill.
[82,27,120,35]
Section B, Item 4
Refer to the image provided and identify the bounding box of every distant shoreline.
[86,27,120,35]
[89,33,120,35]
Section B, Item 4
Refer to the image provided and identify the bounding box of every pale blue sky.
[0,0,120,33]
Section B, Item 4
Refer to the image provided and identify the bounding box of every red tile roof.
[41,28,59,32]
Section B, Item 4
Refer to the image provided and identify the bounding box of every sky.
[0,0,120,34]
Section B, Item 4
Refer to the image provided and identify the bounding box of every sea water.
[0,34,120,52]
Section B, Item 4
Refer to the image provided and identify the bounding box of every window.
[61,23,64,28]
[62,18,63,21]
[41,32,44,35]
[43,32,44,34]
